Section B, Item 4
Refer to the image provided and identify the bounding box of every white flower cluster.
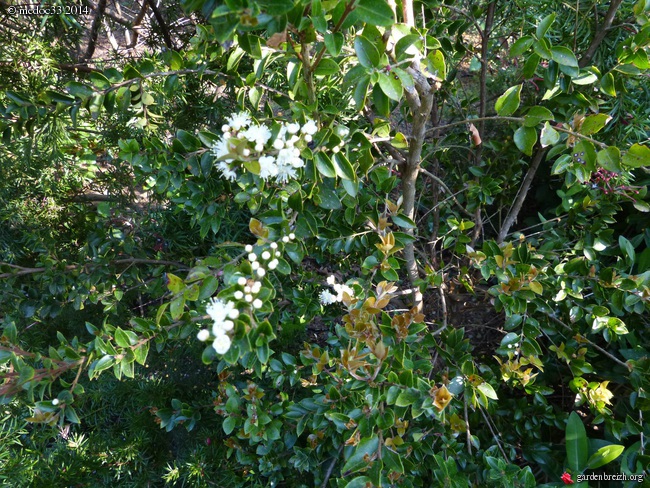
[197,234,297,354]
[197,297,240,354]
[212,111,319,184]
[319,275,355,305]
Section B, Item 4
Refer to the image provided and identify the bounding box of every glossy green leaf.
[354,36,380,68]
[324,32,344,56]
[341,436,379,475]
[580,114,611,135]
[597,147,622,172]
[524,106,554,127]
[586,444,625,470]
[377,72,403,101]
[540,121,559,147]
[622,143,650,167]
[354,0,394,26]
[600,72,616,96]
[536,13,556,38]
[495,85,522,116]
[510,36,534,57]
[315,152,337,178]
[514,126,537,156]
[395,388,420,407]
[566,411,588,472]
[550,46,578,67]
[333,153,356,180]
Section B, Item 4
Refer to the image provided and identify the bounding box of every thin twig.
[479,405,509,459]
[321,444,344,488]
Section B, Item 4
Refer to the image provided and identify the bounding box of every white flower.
[253,299,263,309]
[248,253,257,262]
[275,161,299,183]
[273,138,285,150]
[206,298,238,332]
[242,124,272,146]
[286,122,300,134]
[304,134,312,143]
[245,294,253,302]
[237,277,247,286]
[242,148,250,157]
[301,119,318,135]
[251,261,260,270]
[257,268,266,277]
[320,290,337,305]
[333,283,355,302]
[275,251,281,257]
[213,333,232,354]
[234,290,244,300]
[327,275,336,285]
[270,242,278,250]
[252,281,262,293]
[332,146,340,153]
[227,111,251,131]
[289,233,296,240]
[244,285,251,293]
[336,126,350,138]
[255,143,264,152]
[221,124,231,132]
[217,161,237,181]
[212,137,232,160]
[197,329,210,342]
[282,236,290,243]
[52,399,60,406]
[261,251,271,260]
[245,245,253,253]
[268,259,279,270]
[258,156,278,180]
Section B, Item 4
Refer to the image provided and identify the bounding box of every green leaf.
[257,0,294,15]
[324,32,344,56]
[333,153,356,180]
[514,126,537,156]
[344,477,372,488]
[426,50,446,79]
[540,121,559,147]
[314,58,340,76]
[114,327,138,348]
[619,236,635,264]
[536,13,556,38]
[622,143,650,167]
[395,34,422,60]
[495,85,522,116]
[134,342,149,365]
[223,416,237,435]
[600,72,616,96]
[477,382,498,400]
[315,152,337,178]
[354,36,380,68]
[586,444,624,470]
[580,114,611,135]
[318,185,342,210]
[524,106,554,127]
[510,36,534,57]
[377,72,403,101]
[550,46,578,67]
[354,0,394,26]
[392,214,416,229]
[597,147,622,172]
[566,411,589,472]
[170,296,185,320]
[395,388,420,407]
[353,75,370,110]
[166,273,184,294]
[198,276,219,301]
[341,436,379,475]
